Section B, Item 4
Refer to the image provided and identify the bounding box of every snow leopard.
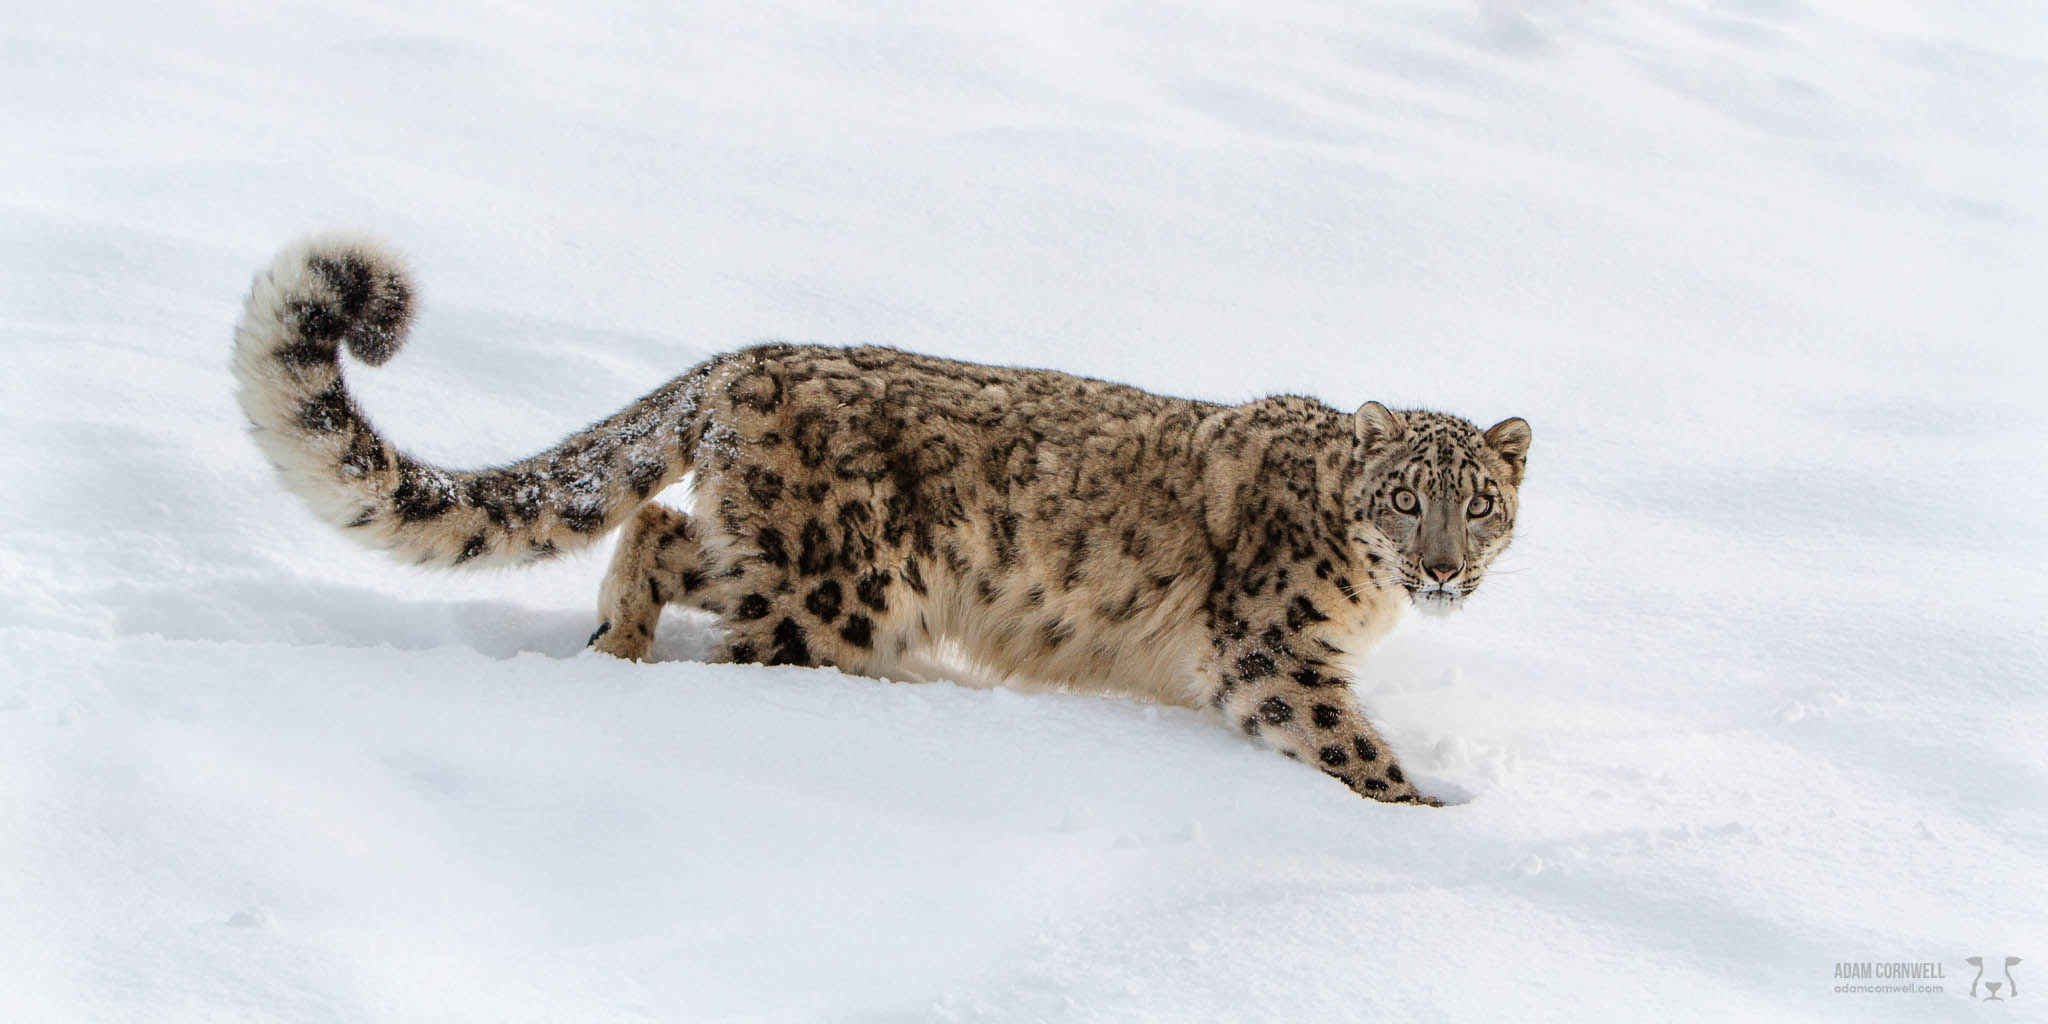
[232,234,1532,805]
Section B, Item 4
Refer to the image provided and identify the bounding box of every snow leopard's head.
[1349,404,1530,616]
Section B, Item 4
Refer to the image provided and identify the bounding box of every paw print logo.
[1964,956,2022,1002]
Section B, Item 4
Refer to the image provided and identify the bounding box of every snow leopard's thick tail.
[231,234,713,569]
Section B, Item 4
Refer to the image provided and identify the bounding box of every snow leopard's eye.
[1391,488,1419,514]
[1467,495,1493,518]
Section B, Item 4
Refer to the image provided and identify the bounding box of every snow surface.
[4,0,2045,1020]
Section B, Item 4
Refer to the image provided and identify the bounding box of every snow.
[3,0,2045,1020]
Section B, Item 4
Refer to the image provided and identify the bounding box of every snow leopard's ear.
[1483,417,1532,486]
[1352,402,1406,454]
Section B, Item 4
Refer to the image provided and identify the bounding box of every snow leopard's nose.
[1425,562,1459,582]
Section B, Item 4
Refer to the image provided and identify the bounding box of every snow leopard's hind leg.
[692,554,896,674]
[590,503,716,660]
[590,500,900,675]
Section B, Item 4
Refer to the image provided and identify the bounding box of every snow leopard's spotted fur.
[233,235,1532,804]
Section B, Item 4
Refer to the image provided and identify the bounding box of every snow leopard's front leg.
[1200,624,1433,805]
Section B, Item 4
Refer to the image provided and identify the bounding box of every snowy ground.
[4,0,2045,1020]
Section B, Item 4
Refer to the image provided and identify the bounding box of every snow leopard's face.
[1350,405,1530,617]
